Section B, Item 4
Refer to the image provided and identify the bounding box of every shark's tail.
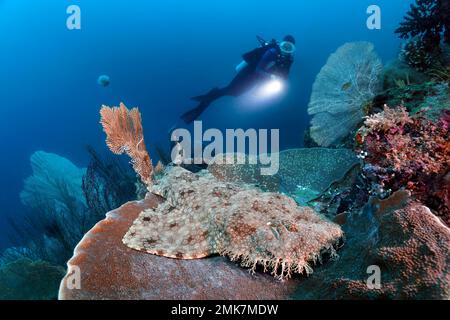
[181,88,222,124]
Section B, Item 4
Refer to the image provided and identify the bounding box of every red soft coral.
[357,105,450,224]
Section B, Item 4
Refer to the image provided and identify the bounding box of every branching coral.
[396,0,450,45]
[357,105,450,223]
[401,35,442,71]
[82,146,140,218]
[308,42,383,147]
[396,0,450,70]
[100,103,153,185]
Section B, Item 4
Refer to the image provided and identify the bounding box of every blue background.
[0,0,413,250]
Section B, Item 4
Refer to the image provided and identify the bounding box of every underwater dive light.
[257,77,284,98]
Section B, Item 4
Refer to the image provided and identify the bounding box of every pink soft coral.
[357,105,450,224]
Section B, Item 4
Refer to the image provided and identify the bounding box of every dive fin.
[181,104,209,124]
[191,94,208,102]
[190,88,220,102]
[183,88,221,124]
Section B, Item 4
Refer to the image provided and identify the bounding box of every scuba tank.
[237,36,294,78]
[242,36,279,67]
[236,36,273,72]
[235,60,248,73]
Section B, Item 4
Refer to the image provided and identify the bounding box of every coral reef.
[382,59,431,90]
[308,165,369,221]
[308,42,383,147]
[59,195,301,300]
[414,82,450,120]
[59,190,450,300]
[124,166,343,279]
[396,0,449,43]
[400,35,442,71]
[396,0,450,71]
[357,105,449,224]
[374,80,449,120]
[2,147,142,299]
[0,259,65,300]
[294,191,450,300]
[98,104,344,279]
[57,91,449,298]
[100,103,153,185]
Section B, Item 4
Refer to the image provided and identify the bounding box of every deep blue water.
[0,0,413,250]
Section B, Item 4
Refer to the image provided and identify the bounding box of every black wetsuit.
[181,44,293,124]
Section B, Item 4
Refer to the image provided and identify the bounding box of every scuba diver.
[181,35,296,124]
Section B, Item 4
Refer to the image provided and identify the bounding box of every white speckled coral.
[123,166,343,279]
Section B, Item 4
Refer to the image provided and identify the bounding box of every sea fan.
[100,103,153,185]
[20,151,87,210]
[308,42,383,147]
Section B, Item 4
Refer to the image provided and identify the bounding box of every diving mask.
[280,41,296,55]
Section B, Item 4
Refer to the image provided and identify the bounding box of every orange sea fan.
[100,103,153,185]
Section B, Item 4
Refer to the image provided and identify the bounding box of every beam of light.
[257,78,284,98]
[237,77,286,110]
